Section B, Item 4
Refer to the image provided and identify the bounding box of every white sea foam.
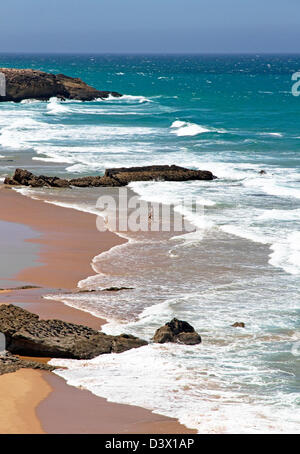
[243,176,300,200]
[0,115,160,156]
[258,208,300,221]
[129,181,216,207]
[170,120,228,137]
[46,97,70,115]
[20,99,41,104]
[221,225,269,245]
[98,94,151,103]
[0,117,45,149]
[259,132,283,137]
[269,232,300,275]
[170,120,211,136]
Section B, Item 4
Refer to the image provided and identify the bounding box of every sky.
[0,0,300,54]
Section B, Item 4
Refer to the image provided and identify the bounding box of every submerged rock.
[77,287,133,293]
[4,165,217,188]
[0,68,121,102]
[0,285,41,291]
[153,318,201,345]
[231,322,245,328]
[0,305,147,359]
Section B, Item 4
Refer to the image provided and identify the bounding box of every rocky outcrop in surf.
[232,322,245,328]
[153,318,202,345]
[0,68,121,102]
[104,165,216,183]
[0,305,147,359]
[4,165,217,188]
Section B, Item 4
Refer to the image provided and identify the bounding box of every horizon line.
[0,51,300,56]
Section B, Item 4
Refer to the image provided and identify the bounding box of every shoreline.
[0,186,196,434]
[0,369,51,434]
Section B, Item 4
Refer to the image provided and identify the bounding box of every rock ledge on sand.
[0,305,147,359]
[0,68,121,102]
[153,318,201,345]
[0,352,55,376]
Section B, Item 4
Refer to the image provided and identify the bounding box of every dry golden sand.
[0,187,196,434]
[0,369,51,434]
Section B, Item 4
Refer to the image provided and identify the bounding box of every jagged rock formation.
[231,322,245,328]
[0,352,55,376]
[4,169,71,188]
[0,305,147,359]
[152,318,202,345]
[4,165,217,188]
[0,68,121,102]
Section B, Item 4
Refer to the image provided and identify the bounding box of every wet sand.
[0,185,125,290]
[39,373,196,434]
[0,186,196,434]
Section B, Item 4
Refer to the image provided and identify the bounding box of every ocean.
[0,54,299,433]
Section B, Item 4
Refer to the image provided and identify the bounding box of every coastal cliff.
[0,68,121,102]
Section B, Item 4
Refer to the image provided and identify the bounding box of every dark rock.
[77,287,133,294]
[69,176,102,188]
[0,68,122,102]
[0,305,147,359]
[104,165,217,184]
[0,285,41,291]
[5,165,217,188]
[153,318,201,345]
[259,170,267,175]
[93,175,123,187]
[69,175,122,187]
[112,334,146,353]
[231,322,245,328]
[0,304,39,337]
[0,352,55,376]
[4,168,70,188]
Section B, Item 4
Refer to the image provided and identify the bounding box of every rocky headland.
[0,68,121,102]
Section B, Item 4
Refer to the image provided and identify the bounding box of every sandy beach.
[0,369,51,434]
[0,186,196,434]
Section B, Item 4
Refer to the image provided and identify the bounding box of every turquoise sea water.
[0,55,299,432]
